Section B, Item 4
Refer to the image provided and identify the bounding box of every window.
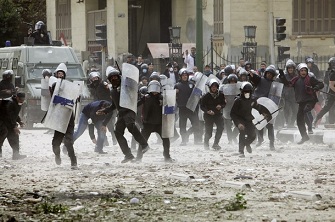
[293,0,335,35]
[56,0,72,43]
[213,0,224,37]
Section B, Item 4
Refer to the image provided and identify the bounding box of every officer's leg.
[63,116,77,168]
[136,123,153,160]
[0,124,8,157]
[267,123,275,150]
[256,129,264,146]
[245,121,257,150]
[213,116,224,148]
[204,115,214,149]
[52,130,64,165]
[178,108,188,145]
[95,121,107,154]
[7,128,26,160]
[114,117,133,158]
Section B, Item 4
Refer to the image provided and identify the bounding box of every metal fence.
[202,44,335,75]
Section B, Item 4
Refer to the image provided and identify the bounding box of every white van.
[0,45,91,129]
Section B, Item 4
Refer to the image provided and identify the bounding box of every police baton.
[306,86,335,97]
[254,107,283,126]
[115,61,122,75]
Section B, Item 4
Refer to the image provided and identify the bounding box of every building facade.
[46,0,335,69]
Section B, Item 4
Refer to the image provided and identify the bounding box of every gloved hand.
[312,86,319,91]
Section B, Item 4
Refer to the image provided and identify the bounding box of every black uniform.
[314,69,335,125]
[279,71,298,127]
[138,93,172,161]
[50,78,78,168]
[0,80,16,99]
[174,80,200,145]
[0,96,24,159]
[30,30,50,45]
[249,74,275,149]
[88,81,117,144]
[230,95,259,154]
[103,86,148,162]
[200,91,226,149]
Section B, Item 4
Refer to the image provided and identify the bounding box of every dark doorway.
[128,0,172,57]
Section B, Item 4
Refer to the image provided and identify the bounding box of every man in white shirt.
[184,47,196,72]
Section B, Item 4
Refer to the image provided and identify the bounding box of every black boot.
[270,141,275,151]
[12,151,27,160]
[52,146,61,165]
[70,155,78,170]
[180,135,187,146]
[204,140,209,150]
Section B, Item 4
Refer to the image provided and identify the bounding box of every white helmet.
[54,63,67,77]
[89,71,101,80]
[147,80,161,93]
[297,63,309,72]
[207,78,220,88]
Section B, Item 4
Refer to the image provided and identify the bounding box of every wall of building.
[174,0,214,50]
[106,0,128,60]
[225,0,334,60]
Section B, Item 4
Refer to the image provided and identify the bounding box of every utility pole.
[269,12,275,65]
[196,0,203,72]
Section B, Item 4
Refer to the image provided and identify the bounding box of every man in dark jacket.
[72,100,113,154]
[231,82,269,157]
[174,68,200,146]
[0,93,26,159]
[88,69,117,145]
[96,67,149,163]
[136,80,174,162]
[278,59,298,128]
[249,65,277,150]
[200,79,226,150]
[279,63,324,144]
[313,57,335,127]
[0,70,16,104]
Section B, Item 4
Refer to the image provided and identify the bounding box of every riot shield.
[252,97,279,130]
[220,83,240,119]
[41,77,51,111]
[268,81,284,105]
[186,73,208,112]
[120,63,139,113]
[44,79,81,133]
[73,80,85,124]
[162,89,176,138]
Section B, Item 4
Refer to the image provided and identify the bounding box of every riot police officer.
[200,79,226,150]
[0,93,26,159]
[29,21,50,45]
[313,57,335,127]
[0,70,16,103]
[96,67,149,163]
[49,63,78,169]
[174,68,200,146]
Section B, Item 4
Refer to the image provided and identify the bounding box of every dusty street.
[0,126,335,221]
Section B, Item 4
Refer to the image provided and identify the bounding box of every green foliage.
[0,0,46,47]
[224,192,247,211]
[36,200,69,214]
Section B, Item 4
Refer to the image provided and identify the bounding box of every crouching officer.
[0,93,27,159]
